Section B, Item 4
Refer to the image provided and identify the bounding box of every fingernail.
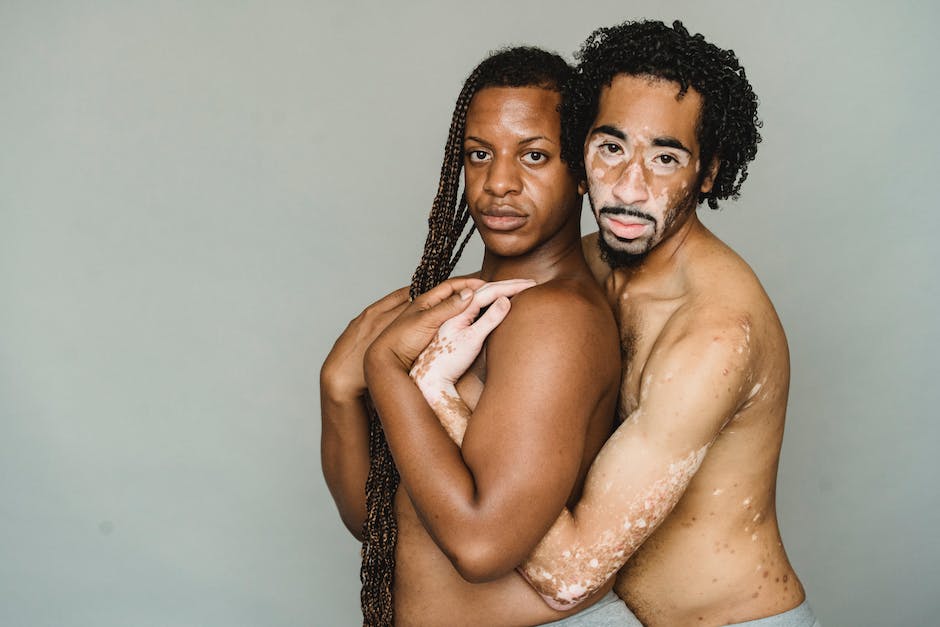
[460,288,472,300]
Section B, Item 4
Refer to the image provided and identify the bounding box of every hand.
[366,277,536,374]
[320,285,411,403]
[410,280,533,391]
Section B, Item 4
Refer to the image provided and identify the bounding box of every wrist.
[363,341,409,387]
[319,366,365,405]
[410,368,455,397]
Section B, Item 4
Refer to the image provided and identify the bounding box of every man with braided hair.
[321,47,640,625]
[373,20,818,627]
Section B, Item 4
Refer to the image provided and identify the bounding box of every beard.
[597,232,647,268]
[590,186,699,269]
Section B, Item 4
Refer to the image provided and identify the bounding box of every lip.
[479,206,528,232]
[604,215,651,240]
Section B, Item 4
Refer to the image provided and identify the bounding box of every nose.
[611,161,649,205]
[483,156,522,197]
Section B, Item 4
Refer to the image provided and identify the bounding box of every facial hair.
[590,186,699,269]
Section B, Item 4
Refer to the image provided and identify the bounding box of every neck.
[613,211,705,285]
[478,220,587,284]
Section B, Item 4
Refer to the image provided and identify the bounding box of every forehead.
[594,74,702,148]
[465,86,562,140]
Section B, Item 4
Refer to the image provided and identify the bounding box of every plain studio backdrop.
[1,1,937,625]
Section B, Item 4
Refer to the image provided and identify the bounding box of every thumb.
[467,296,511,342]
[413,287,475,329]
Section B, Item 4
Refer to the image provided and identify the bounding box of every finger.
[467,296,512,341]
[469,279,537,310]
[371,298,410,335]
[407,285,478,330]
[374,285,412,312]
[412,277,487,310]
[440,278,536,327]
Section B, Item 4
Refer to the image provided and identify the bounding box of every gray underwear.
[724,600,819,627]
[536,591,642,626]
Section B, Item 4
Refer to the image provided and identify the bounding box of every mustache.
[599,206,658,228]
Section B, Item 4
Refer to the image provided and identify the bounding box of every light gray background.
[1,1,937,625]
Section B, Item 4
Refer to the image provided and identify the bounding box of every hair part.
[562,19,762,209]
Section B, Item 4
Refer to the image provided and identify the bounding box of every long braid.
[359,68,482,627]
[410,69,482,297]
[358,46,575,625]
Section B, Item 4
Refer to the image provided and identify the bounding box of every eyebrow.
[652,136,692,155]
[464,135,556,147]
[590,126,693,155]
[589,125,626,140]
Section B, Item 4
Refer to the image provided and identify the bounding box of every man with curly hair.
[385,19,818,627]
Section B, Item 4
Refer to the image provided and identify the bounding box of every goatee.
[597,234,647,269]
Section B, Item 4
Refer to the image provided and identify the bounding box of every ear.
[577,178,588,196]
[699,157,720,194]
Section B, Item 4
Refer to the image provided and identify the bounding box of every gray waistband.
[724,600,819,627]
[536,591,643,626]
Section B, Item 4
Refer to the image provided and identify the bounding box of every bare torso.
[393,279,618,627]
[583,227,804,626]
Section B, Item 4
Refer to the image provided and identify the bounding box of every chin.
[598,232,649,268]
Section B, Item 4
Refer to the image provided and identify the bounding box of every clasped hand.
[364,277,536,388]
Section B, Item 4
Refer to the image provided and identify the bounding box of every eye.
[656,154,678,165]
[600,142,623,155]
[466,149,491,163]
[522,151,548,164]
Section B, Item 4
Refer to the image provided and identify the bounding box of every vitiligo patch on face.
[521,446,709,609]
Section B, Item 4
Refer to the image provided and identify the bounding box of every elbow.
[340,512,366,543]
[447,539,519,583]
[520,567,602,611]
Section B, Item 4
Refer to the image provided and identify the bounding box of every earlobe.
[577,179,588,196]
[699,157,720,194]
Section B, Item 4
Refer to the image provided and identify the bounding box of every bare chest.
[612,293,681,419]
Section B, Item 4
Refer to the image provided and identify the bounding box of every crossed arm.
[363,280,619,582]
[411,304,756,608]
[320,285,412,539]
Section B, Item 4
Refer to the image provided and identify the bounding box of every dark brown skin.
[324,87,622,625]
[407,75,806,626]
[320,285,410,539]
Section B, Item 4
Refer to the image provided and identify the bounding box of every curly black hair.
[359,46,575,627]
[562,20,762,209]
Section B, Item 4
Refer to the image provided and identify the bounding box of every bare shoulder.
[688,235,785,349]
[505,275,616,335]
[489,277,620,379]
[649,237,788,406]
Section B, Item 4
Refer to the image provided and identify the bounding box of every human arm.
[319,286,411,539]
[518,315,757,609]
[364,282,618,583]
[407,283,521,446]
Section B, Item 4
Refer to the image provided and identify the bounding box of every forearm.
[366,352,479,533]
[319,374,372,540]
[366,351,530,580]
[519,508,630,610]
[413,377,470,446]
[520,444,709,609]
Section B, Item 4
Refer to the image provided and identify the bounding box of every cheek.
[588,153,621,185]
[650,188,673,215]
[463,169,486,201]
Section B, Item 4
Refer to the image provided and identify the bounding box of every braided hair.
[359,46,575,626]
[562,20,762,209]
